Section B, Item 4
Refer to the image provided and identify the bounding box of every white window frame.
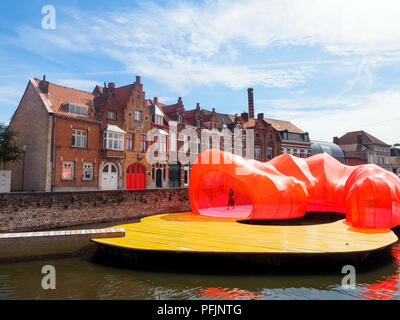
[255,146,262,159]
[103,131,124,151]
[155,115,163,125]
[108,111,117,120]
[72,129,87,148]
[65,103,88,116]
[62,161,74,181]
[134,110,142,122]
[268,146,273,159]
[83,162,94,180]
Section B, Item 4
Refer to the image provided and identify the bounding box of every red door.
[126,164,146,190]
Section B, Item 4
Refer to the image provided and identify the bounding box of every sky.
[1,0,400,144]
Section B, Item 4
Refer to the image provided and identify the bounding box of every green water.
[0,220,399,300]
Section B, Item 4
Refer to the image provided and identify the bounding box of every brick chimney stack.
[135,76,141,84]
[108,82,115,91]
[39,74,49,94]
[333,136,339,145]
[154,97,158,104]
[257,113,264,120]
[248,88,254,119]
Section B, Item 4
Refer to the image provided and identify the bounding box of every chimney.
[196,103,200,110]
[135,76,141,84]
[357,134,363,145]
[257,113,264,120]
[248,88,254,119]
[39,74,49,94]
[333,136,339,145]
[108,82,115,91]
[241,112,249,122]
[153,97,158,104]
[212,108,215,113]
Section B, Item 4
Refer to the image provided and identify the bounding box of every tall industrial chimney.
[247,88,254,119]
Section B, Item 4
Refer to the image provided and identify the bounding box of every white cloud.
[7,0,400,92]
[260,90,400,145]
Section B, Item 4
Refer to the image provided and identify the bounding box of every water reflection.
[0,230,400,299]
[354,243,400,300]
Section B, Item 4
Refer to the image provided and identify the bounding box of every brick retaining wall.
[0,188,191,232]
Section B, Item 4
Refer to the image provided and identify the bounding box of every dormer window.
[64,103,88,116]
[155,115,163,125]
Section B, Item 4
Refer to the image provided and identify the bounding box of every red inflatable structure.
[188,149,400,229]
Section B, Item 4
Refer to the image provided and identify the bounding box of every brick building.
[334,130,391,171]
[7,76,242,192]
[8,76,174,191]
[227,88,311,162]
[7,77,312,192]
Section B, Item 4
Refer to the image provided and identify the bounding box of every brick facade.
[7,78,312,192]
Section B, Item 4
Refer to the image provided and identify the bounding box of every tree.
[0,123,22,170]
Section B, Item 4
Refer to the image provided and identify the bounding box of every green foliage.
[0,123,22,169]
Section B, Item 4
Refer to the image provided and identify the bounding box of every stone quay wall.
[0,188,191,232]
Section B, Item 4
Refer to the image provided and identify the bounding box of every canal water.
[0,219,400,300]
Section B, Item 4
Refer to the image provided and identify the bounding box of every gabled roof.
[263,118,304,134]
[93,84,136,109]
[338,130,390,147]
[33,78,96,120]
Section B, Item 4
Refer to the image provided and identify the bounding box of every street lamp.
[21,145,27,192]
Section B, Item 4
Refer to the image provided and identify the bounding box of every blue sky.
[1,0,400,143]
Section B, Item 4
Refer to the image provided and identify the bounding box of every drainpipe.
[51,115,57,192]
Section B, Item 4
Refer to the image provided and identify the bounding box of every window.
[140,134,147,152]
[255,146,262,159]
[178,114,183,123]
[128,112,133,119]
[268,147,273,160]
[64,103,88,116]
[134,110,142,122]
[196,119,201,128]
[72,130,87,148]
[155,115,163,125]
[62,161,74,180]
[154,136,167,153]
[83,163,93,180]
[108,112,117,120]
[126,132,134,151]
[103,132,124,150]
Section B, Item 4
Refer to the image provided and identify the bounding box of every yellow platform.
[92,212,398,255]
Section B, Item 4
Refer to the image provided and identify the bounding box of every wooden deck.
[0,228,125,243]
[92,213,398,254]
